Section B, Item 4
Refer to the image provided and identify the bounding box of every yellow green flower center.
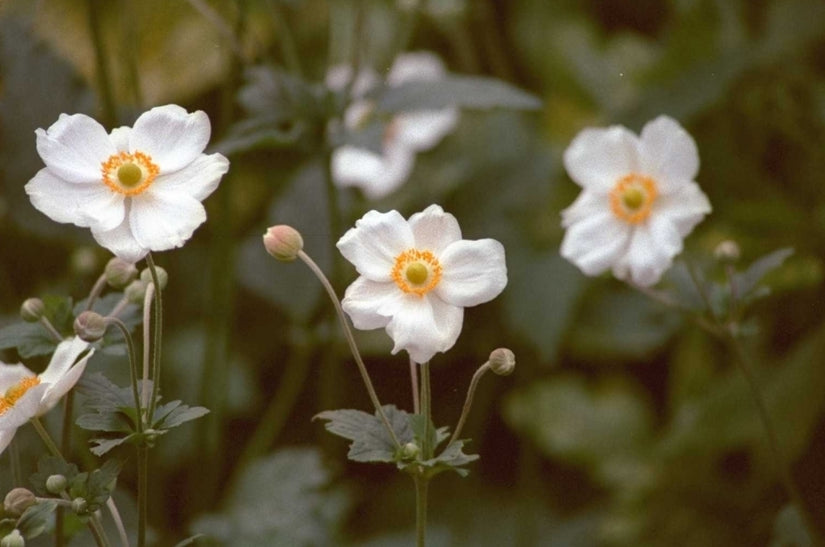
[610,173,658,224]
[0,376,41,416]
[392,249,442,297]
[101,151,159,196]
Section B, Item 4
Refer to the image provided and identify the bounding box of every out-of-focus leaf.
[567,287,681,363]
[191,448,351,547]
[504,375,654,469]
[732,247,794,300]
[377,74,541,112]
[770,504,812,547]
[16,500,58,540]
[154,401,209,429]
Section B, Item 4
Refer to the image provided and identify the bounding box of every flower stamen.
[610,173,658,224]
[391,249,442,297]
[101,151,159,196]
[0,376,41,415]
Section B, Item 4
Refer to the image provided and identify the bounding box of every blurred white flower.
[0,337,93,454]
[329,52,459,199]
[560,115,711,287]
[337,204,507,363]
[26,105,230,263]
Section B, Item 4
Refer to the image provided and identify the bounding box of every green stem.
[56,391,76,547]
[414,475,429,547]
[9,441,21,485]
[106,497,130,547]
[87,0,116,127]
[140,283,155,415]
[105,317,143,433]
[145,253,163,421]
[137,446,148,547]
[268,0,304,77]
[409,357,420,414]
[39,316,64,343]
[449,362,490,446]
[298,250,401,448]
[84,274,108,312]
[419,361,432,459]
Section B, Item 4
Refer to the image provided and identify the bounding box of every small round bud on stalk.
[399,441,420,460]
[124,280,147,305]
[714,240,741,263]
[0,530,24,547]
[104,258,138,289]
[263,225,304,262]
[74,311,107,342]
[489,348,516,376]
[3,488,36,516]
[20,298,45,323]
[140,266,168,290]
[71,497,88,514]
[45,474,68,495]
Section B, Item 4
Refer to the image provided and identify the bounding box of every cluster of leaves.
[29,456,121,519]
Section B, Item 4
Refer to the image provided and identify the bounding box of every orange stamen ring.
[101,151,159,196]
[0,376,41,416]
[610,173,658,224]
[391,249,442,297]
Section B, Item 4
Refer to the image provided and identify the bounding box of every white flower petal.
[639,116,699,193]
[39,337,90,385]
[0,364,36,392]
[26,168,126,230]
[129,190,207,252]
[563,125,640,193]
[385,296,463,363]
[561,190,607,228]
[408,205,462,254]
[341,277,401,330]
[436,239,507,307]
[39,351,92,414]
[0,383,49,431]
[388,52,447,86]
[0,429,15,455]
[91,204,149,263]
[331,145,415,199]
[612,223,674,287]
[393,108,458,152]
[561,212,632,276]
[337,210,414,281]
[151,152,229,202]
[110,126,131,150]
[35,113,116,183]
[130,105,211,173]
[655,180,712,237]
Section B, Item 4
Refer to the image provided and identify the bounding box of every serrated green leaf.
[315,405,413,463]
[154,401,210,429]
[89,436,134,457]
[377,75,542,112]
[75,412,134,433]
[0,322,57,358]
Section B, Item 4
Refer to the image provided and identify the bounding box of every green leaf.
[416,439,479,478]
[190,448,350,547]
[89,436,135,457]
[314,405,413,463]
[0,322,57,358]
[29,456,79,496]
[733,247,794,300]
[153,401,210,429]
[17,500,58,540]
[377,74,542,112]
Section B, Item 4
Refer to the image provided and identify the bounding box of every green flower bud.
[124,280,147,305]
[399,441,420,460]
[488,348,515,376]
[71,497,88,515]
[104,258,138,289]
[73,311,107,342]
[45,474,68,495]
[0,530,25,547]
[140,266,168,290]
[3,488,36,516]
[263,225,304,262]
[20,298,45,323]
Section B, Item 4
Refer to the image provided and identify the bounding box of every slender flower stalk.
[449,363,491,447]
[145,253,164,421]
[409,358,420,414]
[106,497,130,547]
[104,317,143,432]
[297,249,401,449]
[141,283,155,414]
[415,360,432,547]
[84,274,108,312]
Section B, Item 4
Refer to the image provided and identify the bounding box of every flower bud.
[140,266,168,290]
[399,441,420,460]
[714,240,741,263]
[73,311,107,342]
[71,497,88,514]
[124,280,147,305]
[20,298,45,323]
[45,474,68,495]
[263,225,304,262]
[0,530,24,547]
[104,258,138,289]
[3,488,35,516]
[488,348,515,376]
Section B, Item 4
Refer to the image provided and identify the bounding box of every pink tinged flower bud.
[105,258,138,289]
[140,266,168,290]
[0,530,25,547]
[20,298,45,323]
[3,487,36,516]
[124,280,147,304]
[489,348,515,376]
[263,225,304,262]
[74,311,107,342]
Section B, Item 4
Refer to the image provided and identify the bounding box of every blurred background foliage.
[1,0,825,545]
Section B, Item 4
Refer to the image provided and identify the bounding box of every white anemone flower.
[0,337,93,454]
[337,204,507,363]
[26,104,230,263]
[330,52,459,199]
[560,115,711,287]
